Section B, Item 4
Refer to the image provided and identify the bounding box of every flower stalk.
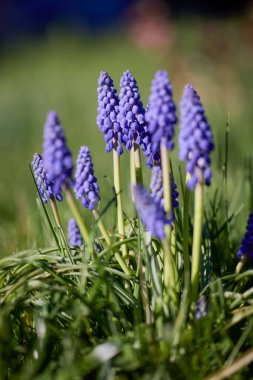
[160,142,172,218]
[134,143,143,185]
[182,178,191,296]
[65,187,90,246]
[191,181,204,303]
[162,238,178,307]
[113,148,128,259]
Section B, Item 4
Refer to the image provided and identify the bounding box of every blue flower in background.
[68,218,83,247]
[195,295,208,319]
[237,212,253,261]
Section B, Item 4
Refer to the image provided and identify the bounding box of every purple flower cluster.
[237,212,253,261]
[68,218,83,247]
[97,71,123,155]
[146,70,177,155]
[179,84,214,190]
[74,146,100,211]
[42,111,73,194]
[118,70,156,167]
[133,185,170,240]
[149,165,179,210]
[32,153,63,203]
[195,295,208,319]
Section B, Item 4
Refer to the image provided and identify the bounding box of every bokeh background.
[0,0,253,255]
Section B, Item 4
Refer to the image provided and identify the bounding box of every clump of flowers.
[179,84,214,190]
[74,146,100,211]
[32,153,62,203]
[42,111,73,194]
[237,212,253,261]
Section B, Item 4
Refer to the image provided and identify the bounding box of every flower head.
[133,185,170,240]
[68,218,83,247]
[179,84,214,190]
[97,71,123,155]
[118,70,156,167]
[150,165,179,210]
[32,153,63,203]
[237,212,253,261]
[146,70,177,155]
[195,295,208,319]
[74,146,100,211]
[42,111,73,194]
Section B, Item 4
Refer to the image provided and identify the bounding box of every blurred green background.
[0,0,253,255]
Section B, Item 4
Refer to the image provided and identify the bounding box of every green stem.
[50,197,74,264]
[134,143,143,185]
[130,148,137,188]
[236,256,247,274]
[50,196,62,226]
[92,210,111,246]
[113,148,128,258]
[191,181,204,303]
[160,142,179,299]
[114,252,131,276]
[160,142,172,215]
[65,187,90,244]
[139,257,153,324]
[92,209,130,276]
[171,224,177,257]
[162,238,177,307]
[182,182,191,298]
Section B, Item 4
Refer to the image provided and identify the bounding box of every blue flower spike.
[146,70,177,155]
[32,153,62,203]
[68,218,83,247]
[179,84,214,190]
[118,70,155,167]
[97,71,123,155]
[74,146,100,211]
[42,111,74,194]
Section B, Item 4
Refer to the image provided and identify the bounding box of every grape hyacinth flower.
[97,71,127,258]
[195,295,208,319]
[133,185,171,240]
[74,146,100,211]
[118,70,157,167]
[32,153,63,203]
[146,70,177,155]
[42,111,73,194]
[237,212,253,261]
[133,185,177,301]
[68,218,83,247]
[97,71,123,155]
[179,84,214,190]
[150,165,179,210]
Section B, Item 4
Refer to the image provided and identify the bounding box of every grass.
[0,15,253,379]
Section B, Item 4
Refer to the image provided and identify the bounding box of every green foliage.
[0,180,253,379]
